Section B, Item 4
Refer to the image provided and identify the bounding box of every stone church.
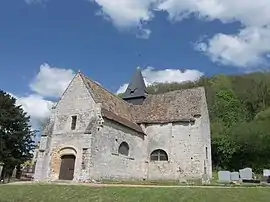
[34,68,212,182]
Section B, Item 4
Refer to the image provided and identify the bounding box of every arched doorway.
[59,155,76,180]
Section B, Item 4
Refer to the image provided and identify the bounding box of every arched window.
[150,149,168,161]
[118,142,129,156]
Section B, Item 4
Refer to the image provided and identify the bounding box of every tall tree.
[212,90,247,126]
[0,90,35,181]
[228,120,270,172]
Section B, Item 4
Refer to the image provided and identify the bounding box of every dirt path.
[5,181,270,189]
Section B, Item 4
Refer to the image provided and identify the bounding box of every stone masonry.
[34,69,212,182]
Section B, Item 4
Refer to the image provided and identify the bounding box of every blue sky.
[1,0,270,128]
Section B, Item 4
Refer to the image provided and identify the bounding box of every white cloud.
[116,84,129,94]
[143,67,203,84]
[196,27,270,68]
[91,0,156,27]
[9,63,75,129]
[158,0,270,68]
[8,93,54,129]
[90,0,158,38]
[136,28,152,39]
[117,67,203,94]
[89,0,270,68]
[16,95,53,122]
[29,63,75,98]
[158,0,270,27]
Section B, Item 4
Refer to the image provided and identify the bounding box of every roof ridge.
[148,86,204,96]
[78,72,100,103]
[79,72,132,106]
[101,108,145,135]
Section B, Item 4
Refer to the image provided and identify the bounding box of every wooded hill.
[120,72,270,172]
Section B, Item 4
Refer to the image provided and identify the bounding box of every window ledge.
[150,160,170,163]
[111,152,135,160]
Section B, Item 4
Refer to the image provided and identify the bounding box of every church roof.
[131,89,202,124]
[80,73,143,133]
[122,67,148,99]
[79,73,204,134]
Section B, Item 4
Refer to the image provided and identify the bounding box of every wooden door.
[59,155,75,180]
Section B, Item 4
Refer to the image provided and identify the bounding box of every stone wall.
[48,132,92,181]
[53,73,98,135]
[34,135,52,181]
[34,73,98,182]
[34,109,54,181]
[145,119,208,181]
[199,87,212,179]
[89,119,148,181]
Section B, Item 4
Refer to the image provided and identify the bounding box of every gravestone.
[218,171,231,183]
[230,172,240,182]
[263,169,270,177]
[239,168,252,180]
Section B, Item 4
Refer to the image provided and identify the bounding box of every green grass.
[0,185,270,202]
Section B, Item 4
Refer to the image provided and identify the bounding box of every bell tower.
[122,67,148,105]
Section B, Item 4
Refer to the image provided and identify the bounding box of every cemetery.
[217,168,270,185]
[1,166,269,202]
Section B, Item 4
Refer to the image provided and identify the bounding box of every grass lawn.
[0,184,270,202]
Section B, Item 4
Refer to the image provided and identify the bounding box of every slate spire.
[122,67,148,105]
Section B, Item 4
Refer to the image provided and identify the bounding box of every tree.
[0,90,36,181]
[210,122,234,170]
[212,90,247,127]
[228,120,270,172]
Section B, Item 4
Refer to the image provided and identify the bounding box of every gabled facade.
[34,70,212,182]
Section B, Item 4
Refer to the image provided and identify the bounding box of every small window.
[206,147,208,159]
[71,116,77,130]
[82,148,87,170]
[118,142,129,156]
[150,149,168,161]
